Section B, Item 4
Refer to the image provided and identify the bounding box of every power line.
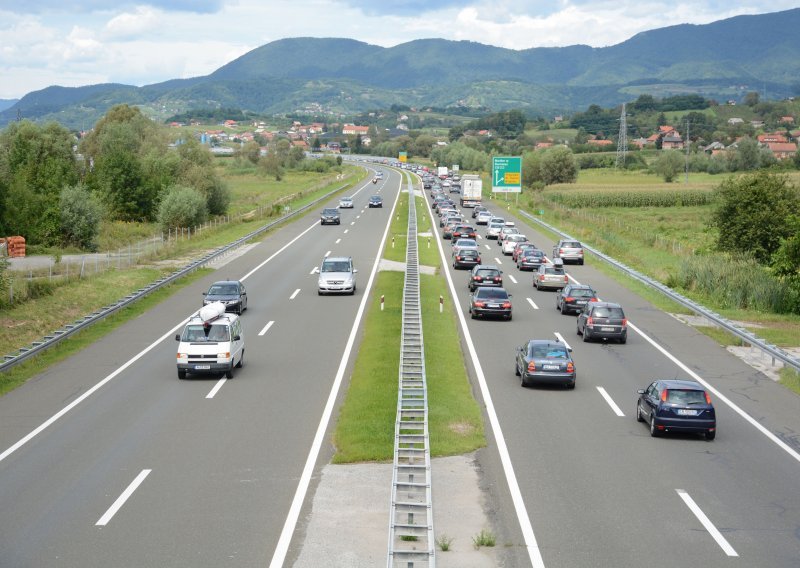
[615,103,628,169]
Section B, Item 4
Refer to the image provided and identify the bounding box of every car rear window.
[545,267,565,275]
[476,269,499,277]
[571,289,595,297]
[563,241,581,248]
[665,389,707,404]
[531,345,568,359]
[477,288,509,299]
[592,307,625,318]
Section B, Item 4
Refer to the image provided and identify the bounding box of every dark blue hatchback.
[637,379,716,440]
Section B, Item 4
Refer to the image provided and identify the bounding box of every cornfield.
[545,189,716,208]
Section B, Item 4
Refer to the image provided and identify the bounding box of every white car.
[497,226,520,244]
[502,234,528,255]
[486,219,503,239]
[339,196,354,208]
[476,210,493,225]
[452,238,479,256]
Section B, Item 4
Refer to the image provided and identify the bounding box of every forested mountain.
[3,8,800,128]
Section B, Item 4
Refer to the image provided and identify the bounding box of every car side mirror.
[508,294,513,297]
[353,269,358,273]
[637,389,645,395]
[233,335,241,341]
[202,292,207,295]
[175,334,181,341]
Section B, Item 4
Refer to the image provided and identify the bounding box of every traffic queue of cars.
[425,172,716,440]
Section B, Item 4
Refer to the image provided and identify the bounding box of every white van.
[175,302,245,379]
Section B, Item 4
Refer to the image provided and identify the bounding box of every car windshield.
[322,261,351,272]
[531,345,569,359]
[507,235,525,242]
[592,307,625,318]
[208,284,238,295]
[525,250,543,258]
[183,324,229,342]
[461,250,479,257]
[476,288,508,300]
[665,389,707,405]
[323,209,338,214]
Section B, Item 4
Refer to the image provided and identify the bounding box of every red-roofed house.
[758,133,788,143]
[661,132,684,150]
[767,142,798,160]
[658,125,676,135]
[342,124,369,135]
[587,139,614,147]
[780,116,795,124]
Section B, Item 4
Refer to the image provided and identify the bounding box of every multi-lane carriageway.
[0,165,799,567]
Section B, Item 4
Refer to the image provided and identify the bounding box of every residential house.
[780,116,795,124]
[757,133,788,144]
[750,120,765,129]
[703,141,726,153]
[341,124,369,136]
[766,142,798,160]
[661,132,684,150]
[587,139,614,147]
[727,117,744,125]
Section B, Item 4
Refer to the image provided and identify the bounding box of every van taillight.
[661,389,668,402]
[705,391,712,405]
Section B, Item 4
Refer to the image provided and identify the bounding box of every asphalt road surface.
[0,166,402,567]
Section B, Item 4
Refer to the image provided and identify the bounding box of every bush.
[60,184,103,251]
[157,185,208,231]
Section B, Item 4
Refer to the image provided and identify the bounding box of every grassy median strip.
[332,182,485,462]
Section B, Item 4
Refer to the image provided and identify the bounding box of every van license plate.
[194,365,211,370]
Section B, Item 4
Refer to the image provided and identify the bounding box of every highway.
[0,167,402,567]
[2,163,800,567]
[428,187,800,567]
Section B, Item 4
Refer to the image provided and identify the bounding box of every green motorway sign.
[492,156,522,193]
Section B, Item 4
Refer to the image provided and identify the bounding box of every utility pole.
[615,103,628,170]
[684,119,690,184]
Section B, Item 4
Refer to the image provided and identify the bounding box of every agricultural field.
[519,169,800,351]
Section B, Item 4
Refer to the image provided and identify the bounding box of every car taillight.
[564,296,573,302]
[661,389,668,402]
[474,276,483,281]
[527,361,536,371]
[474,301,485,307]
[621,318,627,327]
[566,362,574,373]
[502,302,511,308]
[586,316,593,326]
[456,256,463,260]
[705,391,712,405]
[559,248,565,254]
[590,297,598,302]
[563,275,568,282]
[539,275,545,281]
[494,277,501,282]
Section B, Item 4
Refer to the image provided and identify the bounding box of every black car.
[556,284,599,315]
[516,248,545,271]
[468,265,503,291]
[320,207,341,225]
[368,195,383,208]
[453,249,481,269]
[576,301,627,343]
[515,339,576,388]
[203,280,247,314]
[637,380,716,440]
[469,286,512,320]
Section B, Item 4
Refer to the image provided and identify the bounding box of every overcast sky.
[0,0,796,99]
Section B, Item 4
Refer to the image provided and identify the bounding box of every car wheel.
[566,381,575,390]
[236,350,244,368]
[470,309,476,320]
[583,327,591,342]
[506,313,512,321]
[705,430,716,441]
[556,300,561,312]
[579,260,584,265]
[636,403,645,422]
[649,415,661,437]
[576,322,582,336]
[520,374,528,388]
[225,367,234,379]
[619,333,627,344]
[177,369,187,380]
[514,361,520,376]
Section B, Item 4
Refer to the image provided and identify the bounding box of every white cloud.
[104,6,160,39]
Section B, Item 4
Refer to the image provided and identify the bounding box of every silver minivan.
[552,239,585,265]
[318,256,358,295]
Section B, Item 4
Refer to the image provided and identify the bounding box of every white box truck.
[460,174,483,208]
[437,166,448,179]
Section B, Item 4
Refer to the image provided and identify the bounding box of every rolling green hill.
[3,8,800,129]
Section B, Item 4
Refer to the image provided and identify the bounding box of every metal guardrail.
[517,209,800,374]
[0,182,354,372]
[388,173,435,566]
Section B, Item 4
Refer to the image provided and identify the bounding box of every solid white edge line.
[676,489,739,557]
[565,269,800,464]
[0,321,187,464]
[290,288,301,300]
[508,274,518,284]
[258,320,275,336]
[527,297,539,310]
[2,200,355,463]
[268,168,405,568]
[596,386,625,417]
[206,378,227,399]
[435,201,546,567]
[628,320,800,465]
[553,332,570,351]
[96,469,151,526]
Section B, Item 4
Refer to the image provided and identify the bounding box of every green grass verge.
[0,269,210,396]
[382,194,410,263]
[779,367,800,396]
